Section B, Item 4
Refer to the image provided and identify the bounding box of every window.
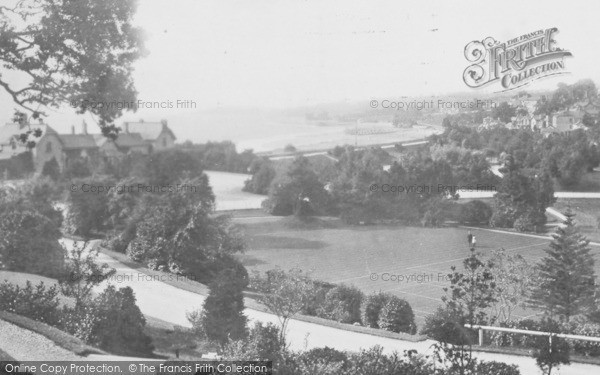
[162,138,167,147]
[46,142,52,153]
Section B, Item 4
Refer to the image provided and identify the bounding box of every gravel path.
[0,319,81,361]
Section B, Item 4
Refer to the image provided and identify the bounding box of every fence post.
[549,334,553,353]
[479,328,483,346]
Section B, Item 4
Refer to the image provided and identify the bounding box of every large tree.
[191,269,248,347]
[0,0,145,139]
[528,213,598,322]
[264,156,330,217]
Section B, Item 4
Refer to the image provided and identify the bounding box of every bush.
[221,322,284,362]
[489,319,540,348]
[475,360,521,375]
[243,160,275,195]
[60,305,98,343]
[0,281,61,326]
[299,347,349,372]
[569,322,600,357]
[41,158,61,180]
[88,286,154,357]
[64,176,112,236]
[533,318,570,375]
[0,208,65,278]
[317,285,364,324]
[191,269,248,346]
[361,292,391,329]
[457,200,492,225]
[377,296,416,334]
[421,306,473,345]
[347,346,433,375]
[284,144,297,153]
[301,281,334,316]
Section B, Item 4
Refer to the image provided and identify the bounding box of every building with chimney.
[0,118,176,176]
[121,119,176,151]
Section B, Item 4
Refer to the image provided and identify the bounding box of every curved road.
[77,240,600,375]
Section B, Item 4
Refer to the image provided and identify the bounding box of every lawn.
[204,170,265,211]
[238,217,600,325]
[554,198,600,242]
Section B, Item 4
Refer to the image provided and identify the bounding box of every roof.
[121,121,176,141]
[114,133,147,148]
[58,134,99,149]
[0,123,57,146]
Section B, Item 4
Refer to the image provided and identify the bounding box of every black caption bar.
[0,361,272,375]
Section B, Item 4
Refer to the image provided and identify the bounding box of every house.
[477,116,502,131]
[0,118,176,175]
[510,114,537,130]
[552,111,580,131]
[121,119,176,151]
[0,120,59,170]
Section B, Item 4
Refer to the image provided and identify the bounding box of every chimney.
[81,120,88,135]
[161,119,168,129]
[124,122,129,133]
[71,125,75,134]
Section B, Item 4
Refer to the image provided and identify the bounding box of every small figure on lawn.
[467,230,473,247]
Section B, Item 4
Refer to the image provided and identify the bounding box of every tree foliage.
[263,156,329,216]
[0,0,145,139]
[528,213,598,322]
[59,241,115,309]
[377,296,416,334]
[488,248,536,324]
[190,268,248,347]
[251,268,313,345]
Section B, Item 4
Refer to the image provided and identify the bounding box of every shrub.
[475,360,521,375]
[317,285,364,324]
[64,176,112,236]
[247,322,283,362]
[191,269,248,346]
[562,318,600,357]
[513,214,536,232]
[64,157,91,178]
[301,281,334,316]
[221,322,283,362]
[377,296,416,334]
[299,347,349,373]
[88,286,154,357]
[0,281,61,326]
[41,158,61,180]
[457,200,492,225]
[0,208,65,278]
[533,318,570,375]
[361,292,391,329]
[284,144,297,153]
[243,160,276,195]
[421,306,472,345]
[347,346,433,375]
[59,305,98,343]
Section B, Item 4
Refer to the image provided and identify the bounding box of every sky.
[1,0,600,135]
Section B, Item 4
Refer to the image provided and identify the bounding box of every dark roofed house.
[113,133,150,154]
[122,119,176,151]
[1,118,174,176]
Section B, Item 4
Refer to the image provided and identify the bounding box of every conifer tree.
[528,212,597,322]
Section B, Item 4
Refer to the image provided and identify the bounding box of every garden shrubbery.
[0,280,153,357]
[487,318,600,357]
[0,281,61,326]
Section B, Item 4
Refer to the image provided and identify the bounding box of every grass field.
[554,198,600,242]
[238,218,600,325]
[204,170,265,211]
